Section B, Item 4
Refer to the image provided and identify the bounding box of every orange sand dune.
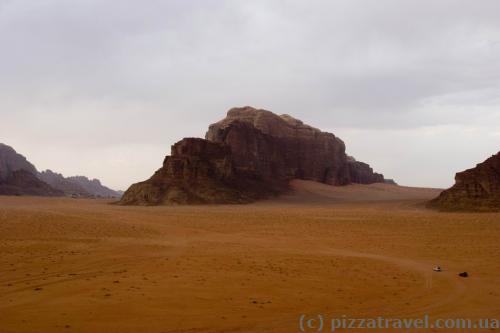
[268,180,443,204]
[0,183,499,333]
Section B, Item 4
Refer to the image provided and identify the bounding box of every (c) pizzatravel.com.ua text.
[298,314,500,331]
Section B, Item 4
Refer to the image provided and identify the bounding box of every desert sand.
[1,181,499,332]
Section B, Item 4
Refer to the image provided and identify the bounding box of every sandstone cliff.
[206,107,385,185]
[120,107,388,205]
[429,152,500,211]
[206,107,350,185]
[346,156,385,184]
[120,138,283,205]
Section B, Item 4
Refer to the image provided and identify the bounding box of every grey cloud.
[0,0,499,189]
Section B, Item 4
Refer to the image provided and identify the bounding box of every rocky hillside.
[0,144,61,196]
[39,171,121,198]
[0,143,37,180]
[0,143,120,198]
[429,152,500,211]
[0,169,63,196]
[38,170,91,197]
[121,107,389,205]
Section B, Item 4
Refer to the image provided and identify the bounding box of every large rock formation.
[120,138,283,205]
[206,108,350,185]
[206,107,385,185]
[121,107,388,205]
[429,152,500,211]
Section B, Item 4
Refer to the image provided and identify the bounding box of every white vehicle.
[433,266,442,272]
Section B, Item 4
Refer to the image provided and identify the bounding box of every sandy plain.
[1,180,499,333]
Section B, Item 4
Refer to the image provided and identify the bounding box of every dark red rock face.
[429,152,500,211]
[206,107,381,185]
[347,160,385,184]
[120,138,284,205]
[207,120,350,184]
[120,107,388,205]
[164,138,234,182]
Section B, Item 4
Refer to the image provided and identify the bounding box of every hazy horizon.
[1,0,499,190]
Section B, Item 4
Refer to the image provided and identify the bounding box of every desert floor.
[1,181,499,333]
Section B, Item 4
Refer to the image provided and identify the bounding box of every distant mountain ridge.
[0,143,121,198]
[66,175,121,198]
[38,170,90,197]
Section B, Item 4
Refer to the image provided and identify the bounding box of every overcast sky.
[1,0,499,190]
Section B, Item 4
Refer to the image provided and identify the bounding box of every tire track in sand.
[319,247,467,316]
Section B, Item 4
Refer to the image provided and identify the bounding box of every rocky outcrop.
[346,156,385,184]
[206,107,384,185]
[429,152,500,211]
[121,107,389,205]
[120,138,283,205]
[206,108,349,185]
